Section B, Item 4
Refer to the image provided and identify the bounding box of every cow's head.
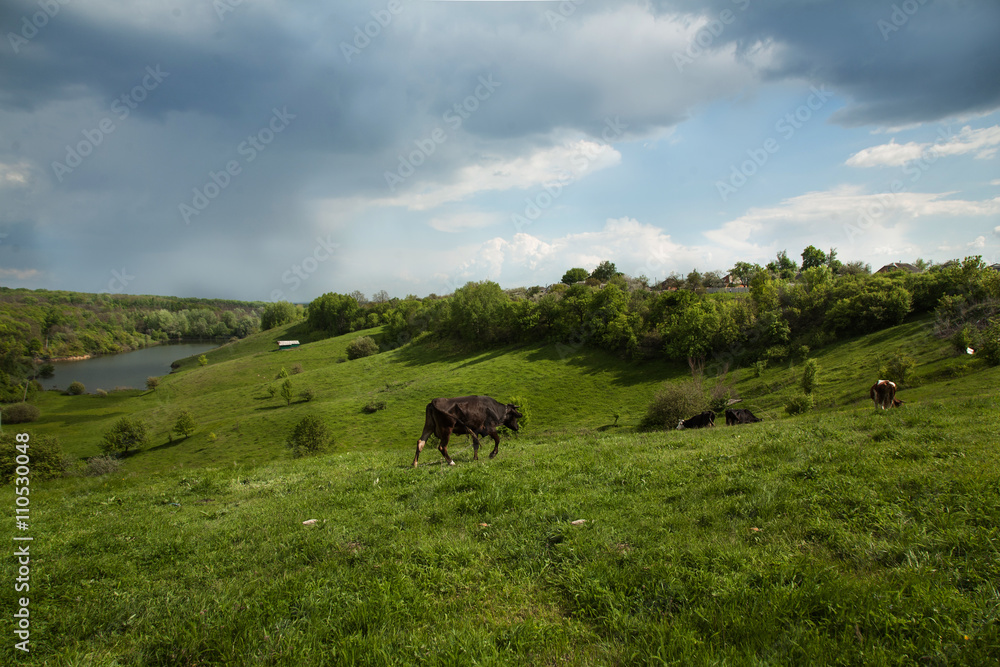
[503,404,523,432]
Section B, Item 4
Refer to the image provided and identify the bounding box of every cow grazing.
[725,408,762,425]
[870,380,904,409]
[413,396,523,467]
[676,411,716,430]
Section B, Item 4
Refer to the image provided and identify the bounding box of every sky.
[1,0,999,303]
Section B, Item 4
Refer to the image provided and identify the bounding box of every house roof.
[875,262,920,273]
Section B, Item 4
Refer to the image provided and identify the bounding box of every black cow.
[676,411,715,430]
[725,408,762,425]
[413,396,523,467]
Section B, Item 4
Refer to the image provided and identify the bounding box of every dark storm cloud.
[652,0,1000,126]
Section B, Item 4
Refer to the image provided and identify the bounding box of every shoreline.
[35,338,226,364]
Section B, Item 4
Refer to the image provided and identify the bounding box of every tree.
[767,250,798,280]
[590,260,618,283]
[826,248,843,274]
[261,301,298,330]
[67,381,85,395]
[307,292,361,336]
[448,281,511,345]
[729,262,759,287]
[801,359,819,394]
[685,269,703,291]
[801,245,827,270]
[287,415,332,457]
[146,376,160,391]
[173,411,196,439]
[280,379,294,406]
[562,268,589,285]
[101,416,149,455]
[346,336,379,360]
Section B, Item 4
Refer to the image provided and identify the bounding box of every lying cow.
[870,380,904,409]
[725,408,762,425]
[676,411,715,430]
[413,395,523,467]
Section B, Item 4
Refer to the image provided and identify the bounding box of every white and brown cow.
[870,380,904,409]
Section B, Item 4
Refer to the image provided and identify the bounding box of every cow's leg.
[438,429,455,466]
[488,432,501,459]
[413,425,435,467]
[471,434,481,461]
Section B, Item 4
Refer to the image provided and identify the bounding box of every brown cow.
[870,380,904,409]
[725,408,762,425]
[413,396,522,467]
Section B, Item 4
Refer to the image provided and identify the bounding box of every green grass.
[4,318,1000,664]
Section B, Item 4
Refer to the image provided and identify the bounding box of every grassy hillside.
[5,318,1000,664]
[27,324,687,473]
[24,315,992,474]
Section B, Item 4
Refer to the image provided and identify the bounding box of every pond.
[44,342,220,393]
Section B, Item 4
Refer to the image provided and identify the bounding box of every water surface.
[45,342,219,392]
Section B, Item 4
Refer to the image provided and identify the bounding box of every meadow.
[3,317,999,665]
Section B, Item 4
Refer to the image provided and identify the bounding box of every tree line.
[289,252,1000,372]
[0,288,263,402]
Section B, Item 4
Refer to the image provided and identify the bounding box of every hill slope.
[26,315,995,474]
[4,319,1000,664]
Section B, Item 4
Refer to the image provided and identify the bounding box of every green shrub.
[101,416,149,455]
[67,381,85,395]
[287,415,332,457]
[785,394,814,415]
[198,355,208,367]
[752,360,768,378]
[291,363,303,375]
[801,359,819,394]
[207,432,217,443]
[173,411,197,438]
[299,387,315,402]
[1,402,40,424]
[951,325,976,355]
[0,433,64,481]
[979,318,1000,366]
[640,379,707,430]
[267,385,277,399]
[280,379,294,406]
[877,351,918,384]
[362,399,386,414]
[277,367,289,379]
[346,336,380,360]
[95,389,108,398]
[86,455,122,476]
[146,376,160,391]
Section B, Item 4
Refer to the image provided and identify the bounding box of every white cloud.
[845,140,926,168]
[454,217,707,286]
[0,161,31,187]
[847,125,1000,168]
[718,185,1000,229]
[381,140,622,211]
[0,267,42,280]
[428,211,504,233]
[968,235,987,249]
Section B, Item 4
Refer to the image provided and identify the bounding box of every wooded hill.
[0,288,263,401]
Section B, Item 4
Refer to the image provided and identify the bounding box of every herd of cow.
[412,380,904,467]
